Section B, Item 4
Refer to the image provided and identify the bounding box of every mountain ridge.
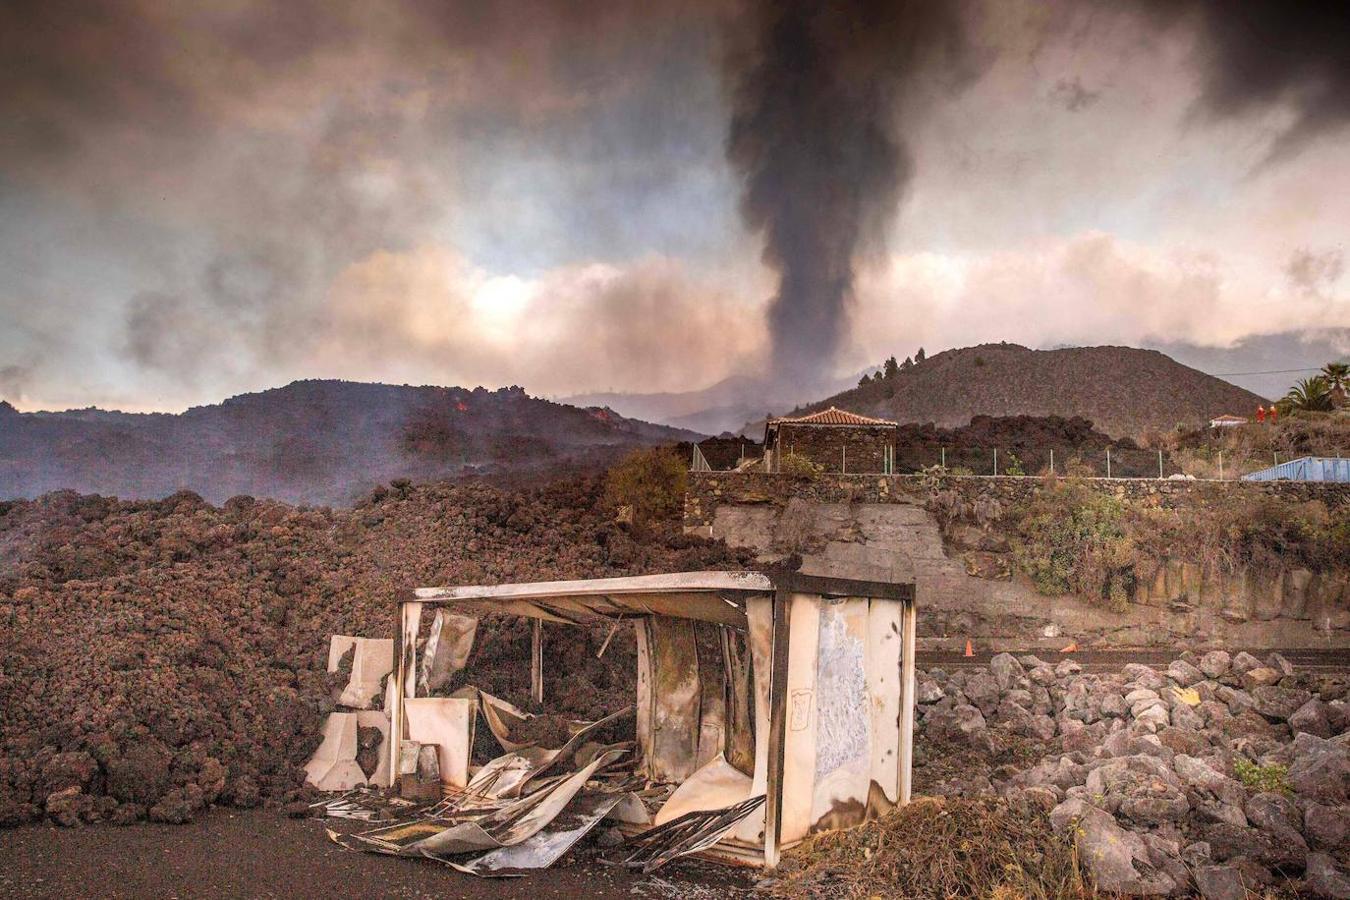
[781,343,1267,439]
[0,379,696,506]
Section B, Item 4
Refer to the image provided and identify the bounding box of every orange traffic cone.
[964,639,974,657]
[1060,641,1078,653]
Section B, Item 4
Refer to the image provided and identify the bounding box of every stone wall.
[771,424,894,474]
[685,472,1350,530]
[685,472,1350,649]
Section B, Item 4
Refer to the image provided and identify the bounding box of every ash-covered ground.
[0,478,754,826]
[3,478,1349,897]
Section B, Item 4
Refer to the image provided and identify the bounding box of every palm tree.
[1280,376,1334,413]
[1322,361,1349,408]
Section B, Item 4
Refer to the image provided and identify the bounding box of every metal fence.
[693,445,1184,479]
[690,441,1347,480]
[892,446,1179,478]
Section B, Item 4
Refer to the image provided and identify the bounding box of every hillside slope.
[793,344,1265,439]
[0,381,695,505]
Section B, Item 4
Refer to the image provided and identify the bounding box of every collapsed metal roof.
[414,571,774,627]
[396,570,919,870]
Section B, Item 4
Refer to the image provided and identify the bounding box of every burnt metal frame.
[393,570,917,871]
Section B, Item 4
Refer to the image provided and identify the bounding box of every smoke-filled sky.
[1,0,1347,411]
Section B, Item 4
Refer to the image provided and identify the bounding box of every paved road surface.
[0,808,753,900]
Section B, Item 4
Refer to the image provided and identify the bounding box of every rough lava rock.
[1307,852,1350,899]
[1251,685,1314,721]
[1289,734,1350,804]
[0,480,759,825]
[1198,651,1232,680]
[1304,803,1349,851]
[1054,799,1182,895]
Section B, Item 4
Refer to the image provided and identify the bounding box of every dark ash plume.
[1156,0,1350,163]
[726,0,976,387]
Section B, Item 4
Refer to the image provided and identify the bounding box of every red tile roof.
[768,406,898,427]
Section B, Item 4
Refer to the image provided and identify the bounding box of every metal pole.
[1049,448,1054,475]
[763,589,792,870]
[898,600,917,805]
[941,446,946,468]
[531,620,544,705]
[993,448,998,476]
[390,599,405,787]
[1106,448,1111,479]
[1158,449,1164,479]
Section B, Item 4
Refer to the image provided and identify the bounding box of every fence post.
[1049,448,1054,475]
[940,446,946,468]
[1158,449,1163,479]
[1106,448,1111,479]
[993,448,998,476]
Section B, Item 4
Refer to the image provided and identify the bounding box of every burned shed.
[388,570,917,869]
[763,407,899,474]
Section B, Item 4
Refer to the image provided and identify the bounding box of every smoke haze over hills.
[0,381,694,505]
[0,0,1346,412]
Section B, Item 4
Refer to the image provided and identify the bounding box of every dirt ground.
[0,808,755,900]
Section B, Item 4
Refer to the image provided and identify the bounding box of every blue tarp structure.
[1242,456,1350,482]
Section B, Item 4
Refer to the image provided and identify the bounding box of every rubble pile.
[911,650,1350,898]
[0,479,754,827]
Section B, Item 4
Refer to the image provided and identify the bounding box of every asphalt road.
[0,808,754,900]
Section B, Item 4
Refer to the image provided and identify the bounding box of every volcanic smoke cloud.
[724,0,1350,388]
[726,0,976,387]
[1171,0,1350,165]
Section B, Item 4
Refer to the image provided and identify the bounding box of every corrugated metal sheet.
[768,406,897,427]
[1241,456,1350,482]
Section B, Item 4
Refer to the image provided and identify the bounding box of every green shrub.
[1003,452,1025,476]
[1012,481,1135,610]
[1233,759,1291,794]
[778,452,824,480]
[919,464,950,490]
[603,448,687,524]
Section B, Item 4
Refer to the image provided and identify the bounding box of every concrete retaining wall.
[685,473,1350,650]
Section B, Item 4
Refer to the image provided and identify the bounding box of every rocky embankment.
[917,651,1350,897]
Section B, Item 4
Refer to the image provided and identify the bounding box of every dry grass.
[767,796,1092,900]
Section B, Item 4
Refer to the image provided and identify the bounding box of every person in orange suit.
[1255,405,1266,423]
[1268,404,1278,423]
